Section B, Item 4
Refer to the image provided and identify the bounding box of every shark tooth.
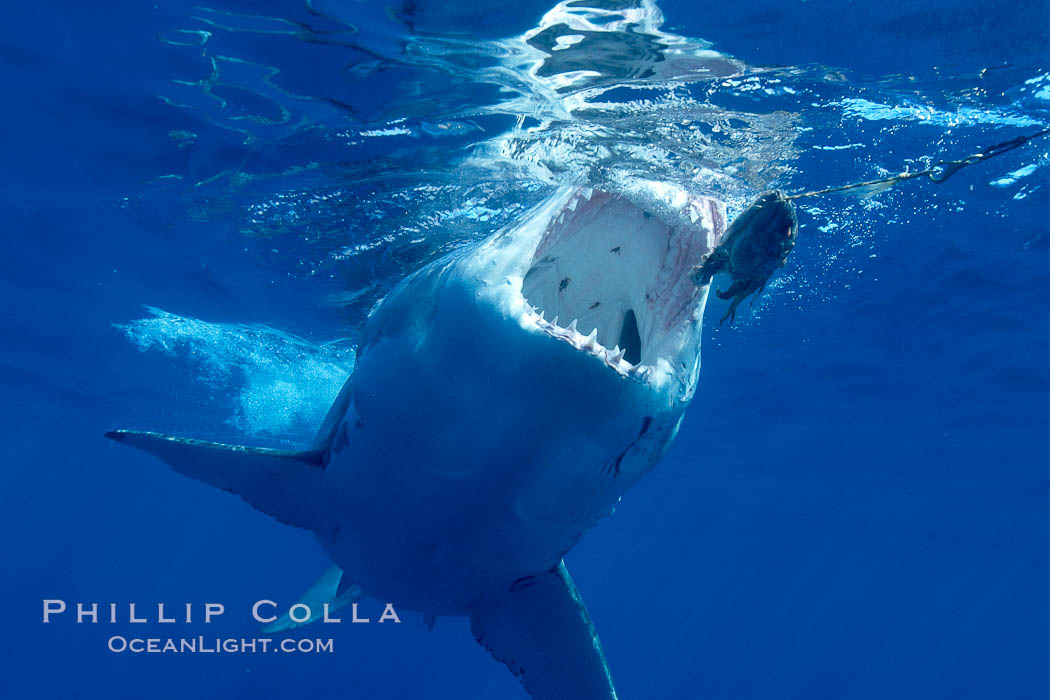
[552,315,559,327]
[581,187,594,200]
[568,319,578,333]
[567,197,578,211]
[538,310,545,321]
[585,328,598,349]
[611,347,625,364]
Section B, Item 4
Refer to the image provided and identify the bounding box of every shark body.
[108,182,727,699]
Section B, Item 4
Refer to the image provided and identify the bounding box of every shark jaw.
[473,183,727,393]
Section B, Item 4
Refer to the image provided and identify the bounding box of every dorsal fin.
[105,430,327,532]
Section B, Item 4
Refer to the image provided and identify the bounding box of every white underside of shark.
[108,181,727,699]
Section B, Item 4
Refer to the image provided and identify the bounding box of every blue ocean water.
[2,1,1048,698]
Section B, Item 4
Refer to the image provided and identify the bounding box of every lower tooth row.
[530,309,637,372]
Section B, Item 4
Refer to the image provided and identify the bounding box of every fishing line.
[695,127,1049,323]
[785,126,1050,200]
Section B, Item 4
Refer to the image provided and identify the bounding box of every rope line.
[785,126,1050,201]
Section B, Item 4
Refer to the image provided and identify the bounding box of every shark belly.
[317,278,673,613]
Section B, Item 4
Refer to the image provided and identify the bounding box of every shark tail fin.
[262,565,362,634]
[470,561,617,700]
[105,430,327,532]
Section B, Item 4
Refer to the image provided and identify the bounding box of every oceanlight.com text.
[106,636,334,654]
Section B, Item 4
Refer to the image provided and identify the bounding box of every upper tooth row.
[567,188,593,212]
[544,188,595,237]
[530,308,638,374]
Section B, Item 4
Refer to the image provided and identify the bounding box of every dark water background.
[2,1,1048,698]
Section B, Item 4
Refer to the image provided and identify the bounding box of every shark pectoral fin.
[262,565,362,634]
[469,561,617,700]
[104,430,326,531]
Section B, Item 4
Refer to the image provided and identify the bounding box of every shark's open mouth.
[517,186,725,378]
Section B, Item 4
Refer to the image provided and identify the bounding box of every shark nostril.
[618,310,642,365]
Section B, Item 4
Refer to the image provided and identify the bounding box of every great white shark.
[108,181,733,699]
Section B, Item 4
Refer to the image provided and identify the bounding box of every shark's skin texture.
[108,182,727,699]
